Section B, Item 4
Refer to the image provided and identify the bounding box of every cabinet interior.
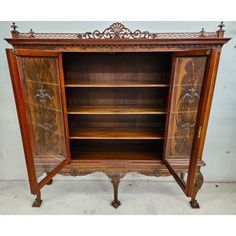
[63,52,172,161]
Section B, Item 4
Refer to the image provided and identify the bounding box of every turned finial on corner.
[199,28,206,37]
[217,21,225,38]
[11,22,19,38]
[29,29,35,38]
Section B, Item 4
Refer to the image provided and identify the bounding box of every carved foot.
[190,199,200,209]
[32,192,42,208]
[111,200,121,209]
[189,171,204,209]
[106,173,126,209]
[47,179,53,185]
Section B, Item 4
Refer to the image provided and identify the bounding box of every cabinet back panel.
[66,87,168,108]
[63,52,172,84]
[70,140,163,160]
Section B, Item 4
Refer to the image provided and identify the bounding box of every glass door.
[6,49,70,194]
[164,50,210,196]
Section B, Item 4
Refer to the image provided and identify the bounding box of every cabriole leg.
[32,191,42,207]
[106,173,126,209]
[190,171,204,209]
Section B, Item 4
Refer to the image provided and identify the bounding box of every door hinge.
[198,126,202,138]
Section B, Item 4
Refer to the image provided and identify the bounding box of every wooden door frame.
[186,49,221,196]
[163,49,220,197]
[6,49,70,194]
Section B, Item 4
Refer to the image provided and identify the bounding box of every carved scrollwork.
[180,87,200,106]
[69,169,93,176]
[34,88,52,104]
[77,22,158,40]
[34,88,55,132]
[13,44,222,51]
[138,170,170,177]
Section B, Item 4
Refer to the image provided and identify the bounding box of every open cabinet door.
[6,49,70,196]
[164,49,219,202]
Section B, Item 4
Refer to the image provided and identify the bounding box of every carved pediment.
[77,22,158,39]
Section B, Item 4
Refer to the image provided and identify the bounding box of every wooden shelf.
[65,81,169,88]
[71,148,161,160]
[69,128,164,140]
[70,140,163,160]
[67,106,167,115]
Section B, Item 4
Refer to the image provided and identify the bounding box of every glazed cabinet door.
[6,49,70,194]
[164,50,212,197]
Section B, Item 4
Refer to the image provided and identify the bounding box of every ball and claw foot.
[47,179,53,185]
[111,200,121,209]
[190,200,200,209]
[32,198,42,207]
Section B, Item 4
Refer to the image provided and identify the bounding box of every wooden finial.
[217,21,225,38]
[29,29,35,38]
[199,28,206,37]
[11,22,19,38]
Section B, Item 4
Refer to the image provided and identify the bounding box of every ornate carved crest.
[77,22,158,39]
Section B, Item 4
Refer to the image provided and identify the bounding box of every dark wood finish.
[5,22,230,208]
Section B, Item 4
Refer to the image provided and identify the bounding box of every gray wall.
[0,21,236,182]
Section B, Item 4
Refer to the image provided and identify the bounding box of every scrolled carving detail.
[77,22,158,39]
[138,170,170,177]
[180,87,200,106]
[34,88,52,104]
[69,169,93,176]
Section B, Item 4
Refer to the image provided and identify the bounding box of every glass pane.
[17,56,66,179]
[165,56,207,178]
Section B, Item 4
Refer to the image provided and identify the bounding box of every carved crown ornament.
[9,22,226,40]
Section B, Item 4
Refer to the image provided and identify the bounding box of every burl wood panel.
[16,57,66,177]
[166,56,207,158]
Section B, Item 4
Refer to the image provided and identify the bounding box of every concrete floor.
[0,180,236,214]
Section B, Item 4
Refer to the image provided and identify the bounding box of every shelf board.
[69,128,164,140]
[71,148,161,161]
[65,81,169,88]
[70,140,163,161]
[67,106,167,115]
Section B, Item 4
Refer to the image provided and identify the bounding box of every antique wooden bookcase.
[5,22,229,208]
